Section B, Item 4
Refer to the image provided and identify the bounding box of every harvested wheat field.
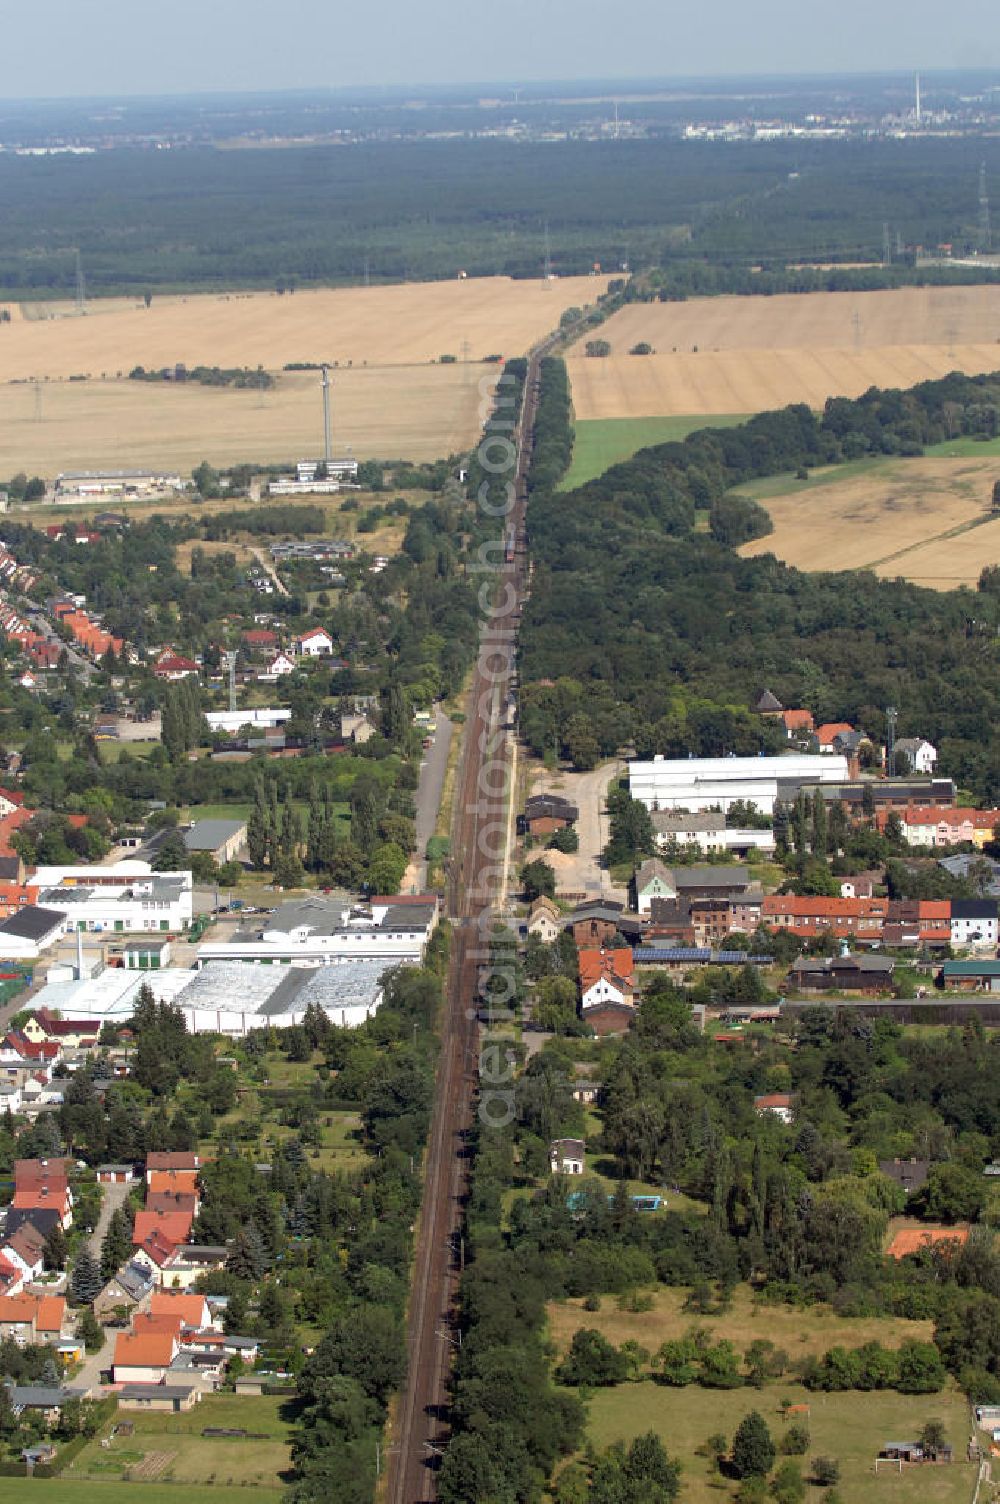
[740,455,1000,588]
[568,285,1000,419]
[0,275,607,381]
[0,363,491,473]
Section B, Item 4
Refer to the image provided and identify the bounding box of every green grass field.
[559,415,748,490]
[581,1380,974,1503]
[546,1285,934,1363]
[64,1395,294,1493]
[924,434,1000,457]
[6,1484,284,1504]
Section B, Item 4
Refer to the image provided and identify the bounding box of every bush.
[780,1425,810,1456]
[810,1457,840,1487]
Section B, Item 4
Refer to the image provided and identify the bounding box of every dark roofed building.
[521,794,579,836]
[672,866,757,899]
[754,689,784,714]
[879,1158,931,1195]
[787,952,895,993]
[0,905,64,956]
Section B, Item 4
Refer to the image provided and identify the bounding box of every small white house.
[950,902,999,950]
[264,652,296,678]
[549,1138,586,1175]
[634,858,676,915]
[894,738,937,775]
[297,628,334,657]
[527,897,561,944]
[754,1092,795,1125]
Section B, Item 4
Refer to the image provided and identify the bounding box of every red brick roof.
[578,947,635,989]
[113,1331,178,1369]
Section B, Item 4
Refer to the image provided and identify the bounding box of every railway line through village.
[385,343,548,1503]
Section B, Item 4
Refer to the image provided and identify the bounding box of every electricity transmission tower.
[980,162,992,253]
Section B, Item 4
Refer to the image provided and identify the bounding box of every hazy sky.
[3,0,997,98]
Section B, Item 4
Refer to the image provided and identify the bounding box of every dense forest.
[0,135,995,295]
[519,363,1000,801]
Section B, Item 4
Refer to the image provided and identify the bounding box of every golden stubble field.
[0,274,607,472]
[740,455,1000,588]
[567,285,1000,418]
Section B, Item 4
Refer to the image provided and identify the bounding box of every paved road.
[409,711,453,890]
[87,1178,131,1261]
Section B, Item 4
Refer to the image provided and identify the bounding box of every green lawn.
[64,1394,295,1492]
[924,434,1000,457]
[559,415,749,490]
[582,1380,974,1503]
[4,1485,284,1504]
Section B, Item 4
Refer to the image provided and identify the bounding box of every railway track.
[385,345,547,1503]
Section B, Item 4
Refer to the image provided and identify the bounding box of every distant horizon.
[1,66,999,110]
[1,0,997,104]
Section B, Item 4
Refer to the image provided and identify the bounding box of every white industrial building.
[195,895,437,968]
[27,870,193,936]
[205,708,291,734]
[651,811,776,856]
[169,960,388,1034]
[54,469,185,497]
[628,754,850,815]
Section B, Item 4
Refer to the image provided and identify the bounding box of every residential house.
[157,1244,227,1290]
[112,1332,180,1384]
[341,712,376,746]
[296,627,334,657]
[879,1158,931,1196]
[652,810,775,858]
[579,948,636,1033]
[94,1261,156,1323]
[753,689,784,716]
[2,1224,47,1280]
[566,901,643,948]
[149,1290,213,1329]
[813,722,856,755]
[839,873,879,899]
[634,858,676,914]
[526,896,561,944]
[133,1210,194,1250]
[147,1169,200,1202]
[549,1138,586,1175]
[893,738,937,775]
[754,1093,795,1125]
[263,651,296,678]
[21,1010,101,1051]
[646,898,697,947]
[521,794,579,837]
[780,708,815,740]
[763,894,888,942]
[240,629,277,655]
[950,899,999,950]
[0,1252,25,1298]
[882,899,952,949]
[8,1386,84,1425]
[882,805,1000,849]
[145,1152,201,1181]
[152,650,199,681]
